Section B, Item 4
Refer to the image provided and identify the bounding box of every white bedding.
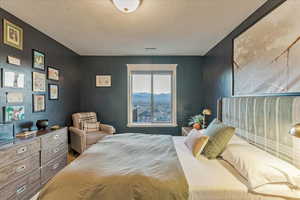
[173,136,287,200]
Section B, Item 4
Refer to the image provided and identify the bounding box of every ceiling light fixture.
[112,0,142,13]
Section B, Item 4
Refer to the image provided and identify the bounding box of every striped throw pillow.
[81,122,100,132]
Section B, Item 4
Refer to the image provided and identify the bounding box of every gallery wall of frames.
[0,8,81,133]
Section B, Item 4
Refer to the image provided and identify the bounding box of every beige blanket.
[38,133,188,200]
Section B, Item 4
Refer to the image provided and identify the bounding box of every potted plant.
[188,114,204,130]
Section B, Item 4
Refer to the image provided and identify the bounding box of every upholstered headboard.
[220,96,300,168]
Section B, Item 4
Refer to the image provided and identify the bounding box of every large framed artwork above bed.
[233,1,300,96]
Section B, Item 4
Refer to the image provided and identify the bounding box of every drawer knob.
[52,163,59,170]
[16,185,26,194]
[16,165,26,172]
[17,146,27,154]
[53,134,59,140]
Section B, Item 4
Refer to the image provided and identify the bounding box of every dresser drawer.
[41,129,67,150]
[0,168,40,200]
[41,143,68,165]
[7,181,40,200]
[0,139,40,168]
[41,153,67,185]
[0,152,40,189]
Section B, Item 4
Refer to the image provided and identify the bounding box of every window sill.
[127,123,178,128]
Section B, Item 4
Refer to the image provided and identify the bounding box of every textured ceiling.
[0,0,267,56]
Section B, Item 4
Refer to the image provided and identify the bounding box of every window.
[127,64,177,127]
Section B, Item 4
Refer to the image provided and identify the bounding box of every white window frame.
[127,64,177,127]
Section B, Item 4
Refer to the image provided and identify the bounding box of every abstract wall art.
[4,106,25,122]
[234,1,300,96]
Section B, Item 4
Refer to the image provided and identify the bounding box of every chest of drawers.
[0,127,68,200]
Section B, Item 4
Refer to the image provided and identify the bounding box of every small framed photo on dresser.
[33,94,46,112]
[47,66,59,81]
[32,49,45,70]
[49,84,59,100]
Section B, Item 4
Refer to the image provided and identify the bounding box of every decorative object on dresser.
[47,67,59,81]
[3,19,23,50]
[32,50,45,71]
[33,94,46,112]
[188,114,204,130]
[32,72,46,92]
[96,75,111,87]
[202,108,212,128]
[36,120,49,130]
[181,126,192,136]
[7,56,21,66]
[50,125,60,130]
[6,92,23,103]
[2,69,25,88]
[20,121,34,132]
[69,112,116,153]
[4,106,25,122]
[0,127,68,200]
[48,84,59,100]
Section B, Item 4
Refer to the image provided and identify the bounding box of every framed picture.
[233,1,300,96]
[4,105,25,122]
[96,75,111,87]
[3,19,23,50]
[2,69,25,88]
[6,92,23,103]
[32,71,46,92]
[49,84,59,100]
[47,67,59,81]
[32,50,45,70]
[33,94,46,112]
[7,56,21,66]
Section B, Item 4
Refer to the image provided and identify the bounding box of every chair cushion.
[86,131,107,145]
[72,112,97,129]
[81,121,100,132]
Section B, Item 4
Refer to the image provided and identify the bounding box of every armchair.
[69,112,116,153]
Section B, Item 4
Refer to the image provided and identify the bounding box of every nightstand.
[181,127,193,136]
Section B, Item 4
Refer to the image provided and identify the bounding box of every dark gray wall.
[202,0,286,120]
[79,56,204,136]
[0,8,81,133]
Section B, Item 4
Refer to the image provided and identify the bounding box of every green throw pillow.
[202,119,235,159]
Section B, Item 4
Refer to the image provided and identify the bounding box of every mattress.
[173,136,286,200]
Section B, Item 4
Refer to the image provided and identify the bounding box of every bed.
[38,96,300,200]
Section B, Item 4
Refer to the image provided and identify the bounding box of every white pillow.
[184,129,203,150]
[221,143,300,190]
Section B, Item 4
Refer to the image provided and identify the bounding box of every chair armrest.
[100,124,116,134]
[69,127,87,153]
